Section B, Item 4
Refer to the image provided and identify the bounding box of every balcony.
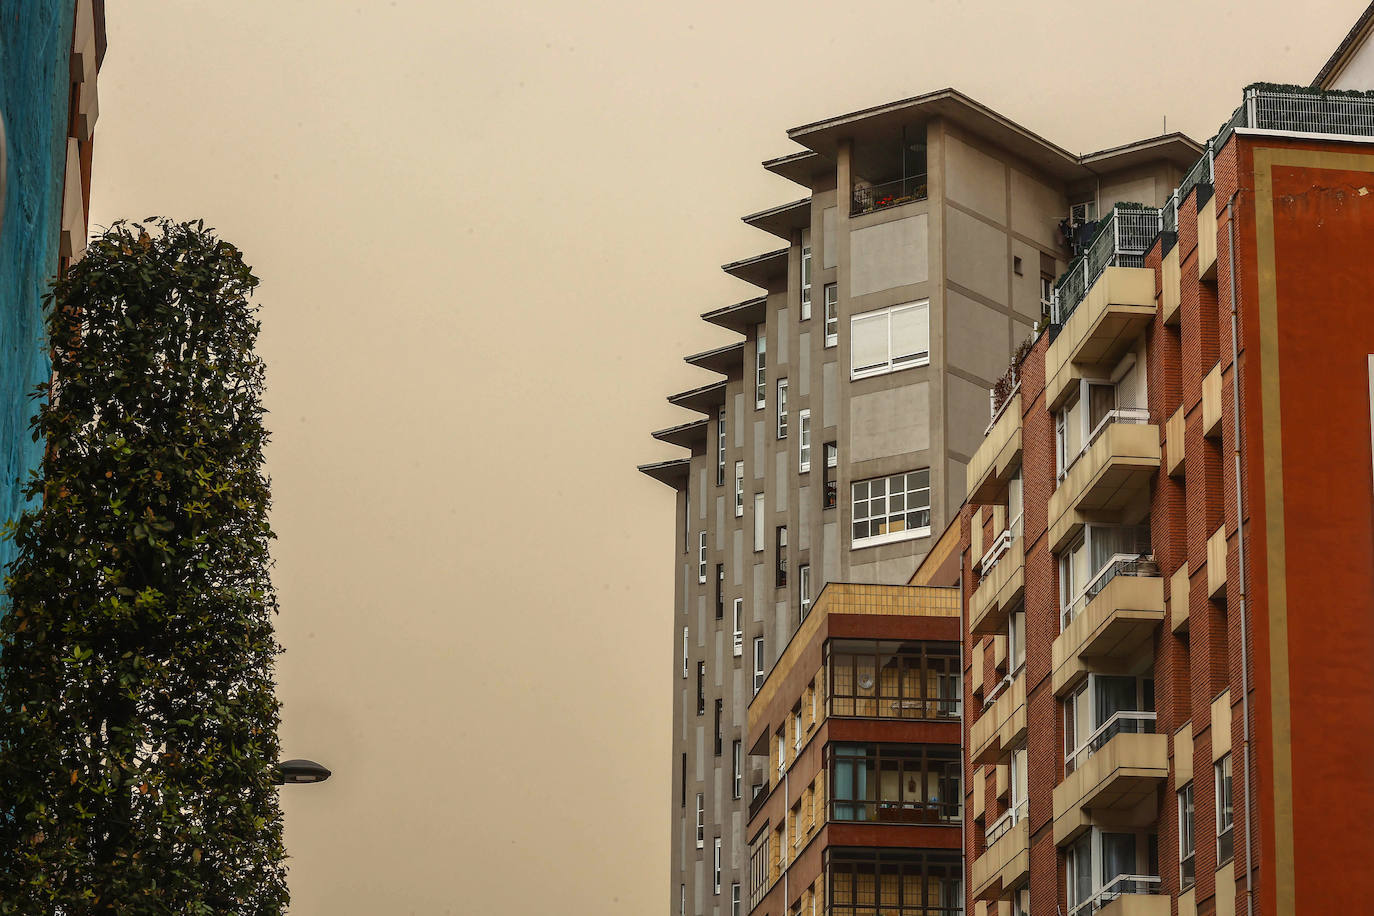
[1207,527,1227,601]
[969,533,1024,636]
[1069,876,1165,916]
[1048,412,1160,553]
[971,807,1029,897]
[970,671,1025,765]
[1165,406,1185,478]
[967,392,1023,506]
[1202,363,1222,439]
[1053,713,1167,844]
[851,174,928,216]
[1170,563,1190,634]
[1053,557,1164,695]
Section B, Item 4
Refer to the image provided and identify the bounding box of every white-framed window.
[1216,754,1234,863]
[1179,781,1196,889]
[732,598,744,656]
[799,564,812,619]
[823,284,838,347]
[696,794,705,848]
[850,300,929,379]
[717,407,727,486]
[800,245,812,320]
[755,325,767,409]
[1064,674,1155,775]
[753,493,765,552]
[823,443,838,508]
[1058,523,1152,630]
[1009,741,1029,822]
[850,469,931,548]
[777,378,789,439]
[734,461,744,517]
[753,636,765,694]
[798,409,811,472]
[731,884,741,916]
[683,625,689,678]
[732,739,743,799]
[698,532,707,583]
[776,732,786,773]
[1008,602,1025,674]
[1012,888,1030,916]
[681,884,687,916]
[714,837,722,893]
[1066,828,1153,912]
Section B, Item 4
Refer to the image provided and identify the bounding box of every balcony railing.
[832,798,961,825]
[828,695,961,721]
[1062,406,1151,479]
[1060,552,1159,630]
[830,906,962,916]
[984,798,1028,845]
[851,175,929,216]
[1065,711,1156,776]
[1051,208,1160,326]
[1068,874,1163,916]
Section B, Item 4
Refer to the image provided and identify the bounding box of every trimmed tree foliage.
[0,220,289,914]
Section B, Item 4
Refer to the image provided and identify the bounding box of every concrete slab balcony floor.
[1053,725,1167,844]
[968,392,1022,506]
[1048,420,1160,553]
[1052,563,1164,695]
[969,535,1024,636]
[970,671,1025,765]
[1046,266,1156,409]
[971,815,1029,899]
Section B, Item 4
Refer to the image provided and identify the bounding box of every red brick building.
[961,86,1374,916]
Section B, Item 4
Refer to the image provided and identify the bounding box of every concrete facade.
[642,88,1198,916]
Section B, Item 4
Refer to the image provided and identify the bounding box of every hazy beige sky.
[89,2,1355,913]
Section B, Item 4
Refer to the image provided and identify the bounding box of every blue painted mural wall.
[0,0,76,601]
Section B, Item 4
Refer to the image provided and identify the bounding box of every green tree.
[0,220,290,914]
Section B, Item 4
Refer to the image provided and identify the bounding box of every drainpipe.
[1224,190,1256,916]
[958,547,968,911]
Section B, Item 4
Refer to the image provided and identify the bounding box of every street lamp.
[275,759,332,785]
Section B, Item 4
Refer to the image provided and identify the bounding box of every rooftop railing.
[1052,84,1374,320]
[1051,207,1161,325]
[851,174,929,216]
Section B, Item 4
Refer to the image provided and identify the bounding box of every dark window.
[681,752,688,808]
[829,743,961,824]
[715,564,724,620]
[775,526,788,588]
[697,662,706,716]
[827,639,961,720]
[826,849,962,916]
[823,443,838,509]
[714,700,724,756]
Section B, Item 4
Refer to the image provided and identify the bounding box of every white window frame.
[849,300,929,380]
[753,493,765,552]
[777,378,789,439]
[798,409,811,472]
[753,637,765,694]
[683,625,689,678]
[1216,753,1234,862]
[714,837,722,894]
[696,794,705,848]
[681,885,687,916]
[1008,603,1026,674]
[734,462,745,517]
[793,710,802,751]
[717,407,727,486]
[732,598,744,656]
[1179,781,1196,889]
[800,245,812,320]
[823,284,838,347]
[850,469,931,549]
[755,325,767,409]
[732,740,743,799]
[799,564,812,619]
[698,532,708,583]
[731,884,741,916]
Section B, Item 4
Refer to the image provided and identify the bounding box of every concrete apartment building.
[961,80,1374,916]
[640,90,1198,916]
[0,0,106,590]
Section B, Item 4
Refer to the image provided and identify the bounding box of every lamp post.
[275,758,332,785]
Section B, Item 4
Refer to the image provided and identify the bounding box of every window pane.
[851,312,888,373]
[890,303,928,363]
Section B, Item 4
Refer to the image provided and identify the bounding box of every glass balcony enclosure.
[1066,829,1160,915]
[828,640,960,721]
[1064,674,1155,776]
[1059,524,1153,630]
[1055,370,1149,483]
[827,849,963,916]
[829,743,961,825]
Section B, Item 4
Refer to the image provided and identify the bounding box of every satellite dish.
[858,675,875,690]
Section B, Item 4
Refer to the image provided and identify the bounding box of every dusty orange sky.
[88,2,1353,913]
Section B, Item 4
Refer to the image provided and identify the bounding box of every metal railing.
[1060,553,1159,630]
[1062,406,1151,477]
[984,797,1028,845]
[1051,207,1160,325]
[1065,711,1156,775]
[1178,142,1215,208]
[979,527,1014,577]
[1067,874,1162,916]
[831,798,961,825]
[829,906,963,916]
[851,175,929,216]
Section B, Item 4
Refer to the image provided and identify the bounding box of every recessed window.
[851,469,931,548]
[800,246,812,320]
[734,461,744,517]
[696,794,705,848]
[799,564,812,620]
[717,407,727,486]
[732,740,743,799]
[714,699,723,756]
[681,752,688,808]
[823,284,838,347]
[732,598,744,656]
[775,526,788,588]
[715,564,724,620]
[713,837,722,894]
[777,378,789,439]
[753,637,765,694]
[1178,782,1196,888]
[698,532,707,583]
[823,443,838,509]
[697,662,706,716]
[753,493,765,552]
[798,409,811,472]
[850,300,929,379]
[731,884,741,916]
[683,626,688,679]
[1013,255,1024,276]
[1216,754,1234,863]
[755,325,766,409]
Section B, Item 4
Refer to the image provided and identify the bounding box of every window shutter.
[891,302,928,364]
[850,312,887,374]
